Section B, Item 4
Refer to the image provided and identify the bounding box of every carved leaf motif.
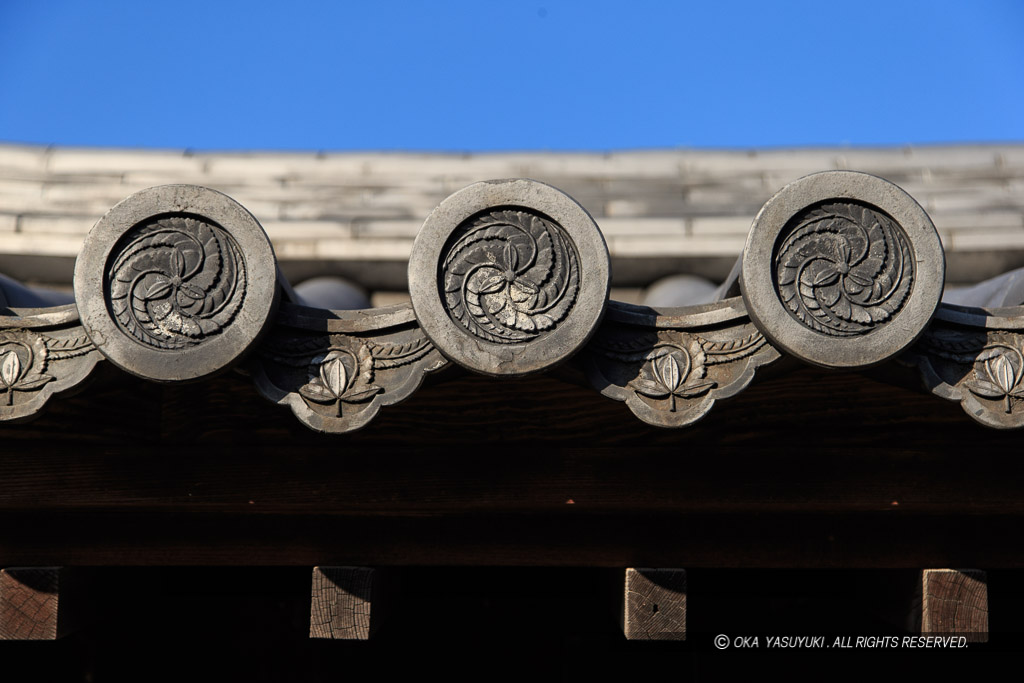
[675,380,716,398]
[319,354,348,398]
[654,353,683,393]
[344,386,384,402]
[954,342,1024,414]
[700,331,767,365]
[633,379,671,399]
[106,216,246,350]
[975,346,1005,362]
[442,210,579,345]
[367,336,433,369]
[812,264,840,287]
[1,351,21,387]
[512,279,537,297]
[178,283,206,301]
[0,331,57,405]
[42,334,95,360]
[144,279,173,301]
[298,382,336,404]
[13,375,54,391]
[965,379,1005,399]
[503,241,518,271]
[630,342,718,409]
[990,353,1018,395]
[294,338,381,416]
[169,249,185,277]
[477,275,507,296]
[774,202,912,338]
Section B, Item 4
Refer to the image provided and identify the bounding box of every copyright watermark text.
[713,635,970,650]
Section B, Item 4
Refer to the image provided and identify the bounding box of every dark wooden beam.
[0,352,994,452]
[620,568,686,640]
[0,364,1022,567]
[3,511,1024,569]
[310,567,387,640]
[920,569,988,642]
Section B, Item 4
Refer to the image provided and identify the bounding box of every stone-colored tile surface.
[608,234,748,257]
[0,233,87,256]
[0,178,45,198]
[352,220,424,238]
[203,153,368,180]
[370,291,411,307]
[312,238,413,260]
[932,211,1024,231]
[952,230,1024,252]
[599,218,687,237]
[18,215,97,235]
[905,146,1002,168]
[2,142,1023,291]
[271,240,319,259]
[48,148,204,175]
[262,220,353,240]
[0,144,50,173]
[690,216,753,236]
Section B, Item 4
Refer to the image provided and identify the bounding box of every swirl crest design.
[775,202,914,337]
[442,209,579,344]
[107,216,247,350]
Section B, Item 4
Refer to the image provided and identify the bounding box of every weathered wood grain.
[0,567,63,640]
[3,510,1020,568]
[0,356,985,451]
[0,359,1021,567]
[621,568,686,640]
[921,569,989,642]
[310,567,380,640]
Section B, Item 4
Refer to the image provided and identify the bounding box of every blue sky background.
[1,0,1022,150]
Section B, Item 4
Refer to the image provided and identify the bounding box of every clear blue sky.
[1,0,1021,150]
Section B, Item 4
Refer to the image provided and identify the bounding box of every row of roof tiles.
[2,142,1023,287]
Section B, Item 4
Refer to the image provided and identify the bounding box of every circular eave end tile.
[740,171,945,369]
[74,185,279,382]
[409,179,610,377]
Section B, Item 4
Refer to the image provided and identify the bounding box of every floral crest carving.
[0,326,96,417]
[965,342,1024,414]
[0,330,54,406]
[632,339,716,412]
[254,322,444,433]
[909,326,1024,428]
[586,318,776,428]
[775,202,913,337]
[298,339,382,417]
[442,209,579,344]
[107,216,246,350]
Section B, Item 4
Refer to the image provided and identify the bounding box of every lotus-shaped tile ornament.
[965,344,1024,414]
[298,342,382,416]
[0,330,54,406]
[632,342,716,412]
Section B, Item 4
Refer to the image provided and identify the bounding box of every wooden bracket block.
[621,568,686,640]
[0,567,76,640]
[310,566,387,640]
[920,569,988,642]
